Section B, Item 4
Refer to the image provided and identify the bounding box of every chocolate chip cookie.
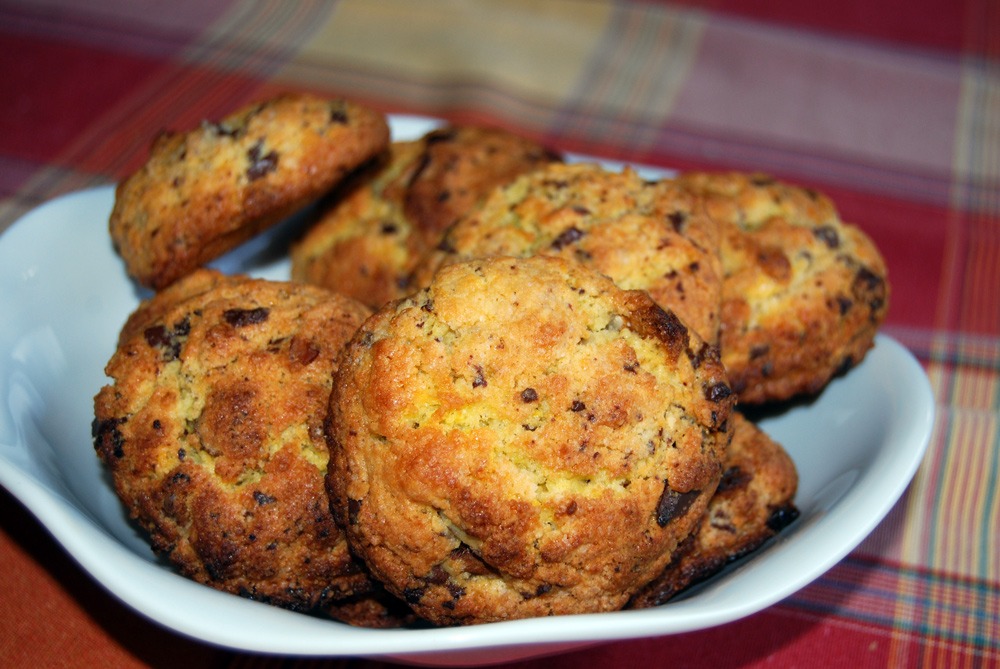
[110,94,390,290]
[92,269,413,626]
[326,255,735,625]
[675,172,889,403]
[629,411,798,607]
[414,162,723,344]
[291,125,561,309]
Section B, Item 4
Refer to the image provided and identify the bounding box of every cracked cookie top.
[110,94,389,289]
[326,255,734,625]
[674,171,889,404]
[91,270,415,627]
[413,162,723,344]
[291,125,561,309]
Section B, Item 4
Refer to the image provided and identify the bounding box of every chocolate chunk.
[223,307,269,327]
[253,490,277,505]
[667,210,687,232]
[813,225,841,249]
[403,587,425,604]
[687,341,720,370]
[705,382,733,403]
[716,465,752,492]
[426,564,450,585]
[144,317,190,361]
[143,324,171,349]
[347,498,362,525]
[329,106,349,125]
[551,226,585,250]
[656,484,700,527]
[447,582,466,600]
[246,141,279,181]
[521,387,539,402]
[852,266,886,315]
[766,504,800,532]
[92,416,127,459]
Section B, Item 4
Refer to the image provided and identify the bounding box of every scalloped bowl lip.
[0,115,934,663]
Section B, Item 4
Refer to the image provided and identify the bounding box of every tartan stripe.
[669,0,971,52]
[784,555,1000,653]
[552,3,705,154]
[276,53,567,134]
[881,327,1000,370]
[0,2,224,57]
[2,1,336,184]
[180,0,335,74]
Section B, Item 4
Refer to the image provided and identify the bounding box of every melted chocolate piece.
[656,483,700,527]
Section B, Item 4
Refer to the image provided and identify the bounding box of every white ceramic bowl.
[0,117,934,666]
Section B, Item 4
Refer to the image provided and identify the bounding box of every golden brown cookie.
[92,269,412,627]
[403,125,563,249]
[290,125,561,309]
[110,94,390,290]
[414,162,723,344]
[628,412,798,607]
[326,255,735,625]
[674,172,889,404]
[289,140,426,309]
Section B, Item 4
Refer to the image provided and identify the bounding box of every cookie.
[628,412,799,607]
[291,125,561,309]
[402,125,563,249]
[110,93,390,290]
[92,269,412,627]
[674,172,889,403]
[326,255,735,625]
[289,140,426,308]
[414,162,723,344]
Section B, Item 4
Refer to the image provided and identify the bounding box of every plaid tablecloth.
[1,1,997,667]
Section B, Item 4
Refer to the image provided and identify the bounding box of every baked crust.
[327,255,735,625]
[674,172,889,404]
[110,94,390,290]
[291,125,561,309]
[92,269,413,626]
[414,162,723,344]
[629,411,799,607]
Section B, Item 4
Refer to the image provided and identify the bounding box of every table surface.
[1,1,998,667]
